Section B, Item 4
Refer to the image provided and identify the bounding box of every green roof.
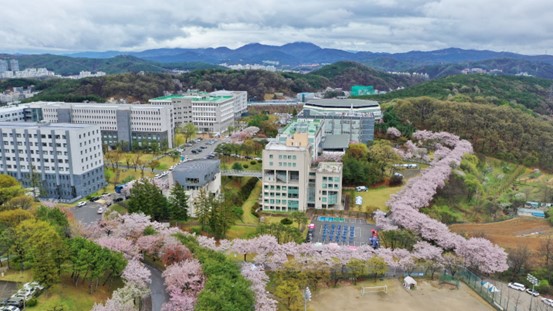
[280,119,322,137]
[150,94,233,103]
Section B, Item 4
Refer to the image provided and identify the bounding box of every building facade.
[0,122,105,200]
[0,106,26,122]
[149,90,248,134]
[261,119,344,212]
[25,102,173,150]
[171,159,221,217]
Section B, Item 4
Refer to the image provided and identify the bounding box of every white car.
[97,207,105,214]
[526,289,540,297]
[542,298,553,307]
[508,282,526,291]
[0,305,21,311]
[23,281,44,292]
[77,201,87,207]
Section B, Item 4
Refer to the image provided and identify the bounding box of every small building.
[517,208,545,218]
[403,276,417,290]
[171,159,221,217]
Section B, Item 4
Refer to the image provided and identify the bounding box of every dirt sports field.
[450,217,553,253]
[310,279,493,311]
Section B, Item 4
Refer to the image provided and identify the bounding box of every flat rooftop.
[305,98,379,108]
[27,101,167,110]
[150,94,233,103]
[173,159,220,175]
[265,141,307,151]
[280,119,322,137]
[0,121,98,130]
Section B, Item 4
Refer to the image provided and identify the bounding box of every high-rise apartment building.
[0,60,8,73]
[9,59,19,72]
[0,122,105,199]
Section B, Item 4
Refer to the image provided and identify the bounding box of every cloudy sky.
[2,0,552,54]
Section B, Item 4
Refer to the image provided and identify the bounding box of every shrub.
[27,298,38,307]
[232,162,243,171]
[250,160,257,165]
[121,175,135,183]
[143,225,157,236]
[243,164,249,169]
[280,218,293,225]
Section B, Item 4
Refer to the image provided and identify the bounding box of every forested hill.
[363,74,553,116]
[15,62,422,103]
[6,54,224,75]
[385,97,553,171]
[309,61,425,90]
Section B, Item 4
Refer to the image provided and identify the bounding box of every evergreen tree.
[169,183,189,221]
[127,180,170,221]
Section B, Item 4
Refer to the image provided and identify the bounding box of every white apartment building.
[0,122,105,200]
[25,102,173,150]
[149,90,248,134]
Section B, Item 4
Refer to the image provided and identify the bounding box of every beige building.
[261,119,343,212]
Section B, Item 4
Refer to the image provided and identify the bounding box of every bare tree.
[507,245,531,280]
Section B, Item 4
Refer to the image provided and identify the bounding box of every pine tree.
[169,183,189,221]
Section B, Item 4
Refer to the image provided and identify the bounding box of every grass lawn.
[349,186,404,214]
[240,180,261,225]
[226,225,257,239]
[220,158,262,171]
[30,275,121,311]
[0,269,33,283]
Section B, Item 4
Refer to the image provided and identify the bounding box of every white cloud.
[0,0,551,54]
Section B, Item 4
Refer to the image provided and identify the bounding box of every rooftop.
[280,119,322,137]
[0,121,99,130]
[305,98,379,108]
[27,101,167,111]
[173,159,220,175]
[321,134,350,150]
[265,141,307,151]
[150,94,233,103]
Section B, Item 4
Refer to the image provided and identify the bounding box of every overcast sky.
[2,0,552,55]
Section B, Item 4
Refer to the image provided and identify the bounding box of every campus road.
[71,202,169,310]
[146,264,169,311]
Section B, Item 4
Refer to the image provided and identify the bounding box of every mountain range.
[65,42,553,71]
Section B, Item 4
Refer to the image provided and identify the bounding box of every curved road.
[146,264,169,311]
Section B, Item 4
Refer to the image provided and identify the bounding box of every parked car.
[191,149,198,154]
[200,146,207,149]
[114,197,124,203]
[23,281,44,292]
[526,288,540,296]
[185,143,192,147]
[541,298,553,307]
[3,297,23,309]
[0,305,21,311]
[97,207,105,214]
[508,282,526,291]
[77,201,87,207]
[13,290,33,302]
[356,186,368,192]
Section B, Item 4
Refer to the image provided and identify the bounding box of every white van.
[508,282,526,291]
[356,186,368,192]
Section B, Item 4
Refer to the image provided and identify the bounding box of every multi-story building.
[299,98,377,146]
[0,106,26,122]
[276,119,324,161]
[171,159,221,217]
[261,119,343,212]
[0,121,105,200]
[303,98,381,120]
[149,90,248,134]
[24,102,173,150]
[9,59,19,72]
[0,60,7,73]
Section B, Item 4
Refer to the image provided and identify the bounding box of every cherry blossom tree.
[95,237,141,260]
[241,263,278,311]
[386,127,402,138]
[161,259,204,311]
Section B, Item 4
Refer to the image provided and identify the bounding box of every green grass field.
[240,180,261,225]
[349,186,404,214]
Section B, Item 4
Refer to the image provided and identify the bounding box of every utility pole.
[527,273,538,310]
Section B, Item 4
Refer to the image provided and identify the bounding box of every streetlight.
[303,287,311,311]
[527,273,538,310]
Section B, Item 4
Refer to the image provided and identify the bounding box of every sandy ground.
[309,279,494,311]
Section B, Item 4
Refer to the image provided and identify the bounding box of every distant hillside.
[19,61,418,103]
[28,73,181,103]
[5,54,224,75]
[364,74,553,115]
[410,58,553,80]
[388,97,553,171]
[310,61,425,91]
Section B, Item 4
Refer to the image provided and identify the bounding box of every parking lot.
[179,137,227,161]
[310,216,376,246]
[71,201,105,224]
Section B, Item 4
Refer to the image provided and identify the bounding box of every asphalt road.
[146,264,169,311]
[179,137,229,161]
[71,201,103,224]
[487,281,551,311]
